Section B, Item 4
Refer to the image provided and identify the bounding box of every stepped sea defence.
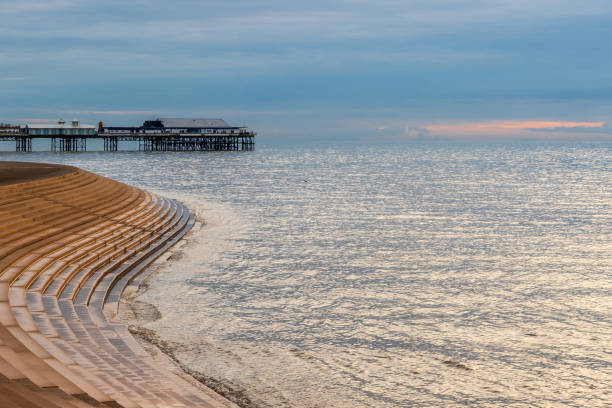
[0,161,232,408]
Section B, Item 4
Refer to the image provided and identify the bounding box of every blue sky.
[1,0,612,142]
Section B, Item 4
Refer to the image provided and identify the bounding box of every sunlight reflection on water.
[2,142,610,407]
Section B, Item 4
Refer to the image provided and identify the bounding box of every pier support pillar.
[104,137,118,151]
[51,137,87,152]
[138,134,254,151]
[15,137,32,152]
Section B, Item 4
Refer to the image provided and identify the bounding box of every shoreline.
[0,161,234,408]
[117,218,259,408]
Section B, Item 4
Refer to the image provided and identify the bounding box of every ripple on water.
[3,142,611,407]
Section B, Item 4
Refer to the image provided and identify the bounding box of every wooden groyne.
[0,162,232,408]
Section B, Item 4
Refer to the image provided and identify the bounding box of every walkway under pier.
[138,135,255,151]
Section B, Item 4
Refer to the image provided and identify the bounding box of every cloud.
[403,126,430,139]
[4,1,612,48]
[2,1,612,141]
[423,120,607,139]
[91,110,158,116]
[525,125,611,133]
[0,0,76,14]
[498,121,604,129]
[13,118,63,124]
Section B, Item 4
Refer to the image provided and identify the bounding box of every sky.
[1,0,612,142]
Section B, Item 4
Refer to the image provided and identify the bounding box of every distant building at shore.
[26,119,97,136]
[0,123,21,133]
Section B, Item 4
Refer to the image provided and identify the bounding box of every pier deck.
[0,132,255,152]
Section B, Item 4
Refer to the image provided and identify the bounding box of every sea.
[1,140,610,407]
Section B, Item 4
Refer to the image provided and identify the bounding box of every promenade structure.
[0,162,232,408]
[0,118,255,152]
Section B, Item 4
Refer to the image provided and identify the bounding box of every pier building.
[22,119,97,151]
[146,118,246,134]
[27,119,97,136]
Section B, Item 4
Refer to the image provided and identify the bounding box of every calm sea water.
[1,141,611,407]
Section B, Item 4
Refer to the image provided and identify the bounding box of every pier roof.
[158,118,232,128]
[28,123,97,129]
[26,119,96,129]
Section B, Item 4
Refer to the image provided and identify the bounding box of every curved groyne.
[0,162,232,408]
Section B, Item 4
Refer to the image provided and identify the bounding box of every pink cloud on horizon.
[425,120,605,132]
[423,120,606,139]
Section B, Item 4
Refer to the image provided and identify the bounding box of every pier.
[0,118,256,152]
[2,132,256,152]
